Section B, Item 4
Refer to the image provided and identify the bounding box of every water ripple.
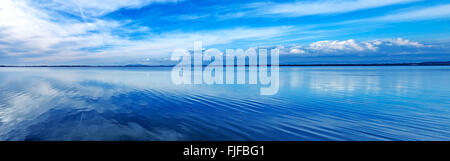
[0,66,450,140]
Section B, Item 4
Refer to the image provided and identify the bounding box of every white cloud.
[309,39,365,52]
[0,0,444,64]
[0,0,290,63]
[290,48,306,54]
[384,38,425,47]
[364,42,379,51]
[20,27,292,62]
[0,0,124,56]
[279,38,427,54]
[0,0,179,57]
[254,0,417,17]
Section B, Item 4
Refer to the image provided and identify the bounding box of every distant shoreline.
[1,61,449,67]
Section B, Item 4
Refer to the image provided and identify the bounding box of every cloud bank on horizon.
[0,0,449,65]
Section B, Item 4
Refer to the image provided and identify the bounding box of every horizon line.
[1,61,450,67]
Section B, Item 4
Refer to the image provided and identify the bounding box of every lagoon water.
[0,66,449,140]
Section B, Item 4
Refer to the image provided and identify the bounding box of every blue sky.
[1,0,450,65]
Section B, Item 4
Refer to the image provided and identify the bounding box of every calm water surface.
[0,66,449,140]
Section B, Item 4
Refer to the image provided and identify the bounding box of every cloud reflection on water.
[0,66,449,140]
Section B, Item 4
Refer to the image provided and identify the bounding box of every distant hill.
[281,61,450,66]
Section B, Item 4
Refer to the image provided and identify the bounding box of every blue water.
[0,66,449,141]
